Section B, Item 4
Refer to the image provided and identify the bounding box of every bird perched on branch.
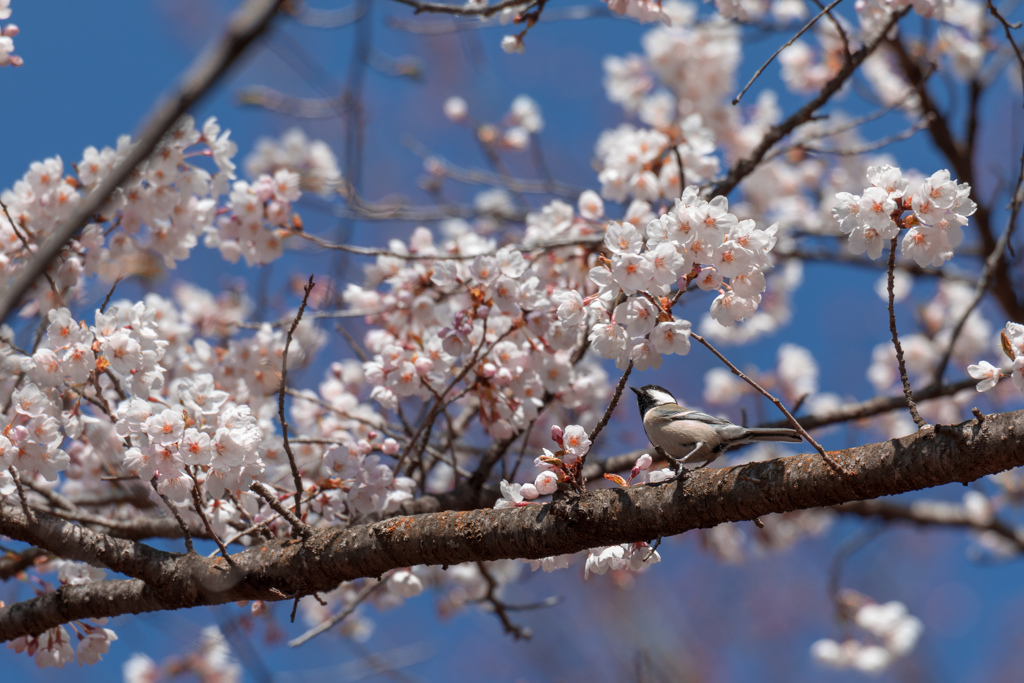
[630,384,802,477]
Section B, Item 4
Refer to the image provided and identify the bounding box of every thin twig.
[334,322,370,363]
[296,226,603,260]
[808,0,850,55]
[288,576,388,647]
[99,277,123,314]
[0,199,60,303]
[285,0,367,28]
[691,333,847,474]
[802,113,932,156]
[475,561,531,640]
[279,275,316,518]
[671,145,686,201]
[988,0,1024,97]
[886,237,927,428]
[827,525,885,605]
[584,361,633,473]
[713,8,908,198]
[390,0,532,17]
[250,481,313,539]
[7,467,35,525]
[209,490,320,556]
[151,476,194,554]
[733,0,846,104]
[188,474,234,564]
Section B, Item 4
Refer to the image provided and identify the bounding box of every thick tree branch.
[0,408,1021,640]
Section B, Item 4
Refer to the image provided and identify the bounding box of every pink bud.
[550,425,564,447]
[357,439,373,455]
[477,305,490,319]
[381,438,400,455]
[481,362,497,378]
[414,357,434,375]
[4,24,19,37]
[635,453,653,471]
[251,600,267,616]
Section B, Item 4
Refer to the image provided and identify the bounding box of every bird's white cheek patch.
[647,388,677,405]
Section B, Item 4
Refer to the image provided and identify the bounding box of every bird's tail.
[743,427,802,443]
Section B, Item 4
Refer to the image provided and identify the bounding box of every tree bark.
[0,407,1020,641]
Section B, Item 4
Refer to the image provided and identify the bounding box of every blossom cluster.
[123,626,240,682]
[595,118,718,203]
[602,0,671,24]
[0,116,303,318]
[443,94,544,152]
[969,321,1024,394]
[244,127,342,197]
[0,0,19,67]
[6,561,115,667]
[346,206,612,441]
[494,424,593,507]
[563,186,779,371]
[811,593,923,674]
[832,164,975,265]
[584,541,662,577]
[597,4,739,204]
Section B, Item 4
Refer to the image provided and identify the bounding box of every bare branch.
[711,8,909,199]
[886,237,928,429]
[279,275,317,517]
[733,0,846,105]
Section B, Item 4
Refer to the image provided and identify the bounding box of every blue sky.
[2,0,1022,681]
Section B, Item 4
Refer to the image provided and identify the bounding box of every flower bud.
[519,483,539,499]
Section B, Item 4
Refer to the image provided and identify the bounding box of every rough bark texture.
[0,408,1020,640]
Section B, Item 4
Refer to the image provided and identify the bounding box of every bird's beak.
[629,386,640,396]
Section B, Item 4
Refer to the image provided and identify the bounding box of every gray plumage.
[630,384,801,473]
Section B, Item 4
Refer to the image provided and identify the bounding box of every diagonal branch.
[711,8,908,199]
[0,0,288,325]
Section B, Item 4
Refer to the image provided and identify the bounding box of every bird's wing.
[672,411,734,426]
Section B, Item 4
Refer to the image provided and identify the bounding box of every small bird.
[630,384,802,476]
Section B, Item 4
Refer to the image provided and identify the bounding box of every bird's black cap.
[630,384,676,417]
